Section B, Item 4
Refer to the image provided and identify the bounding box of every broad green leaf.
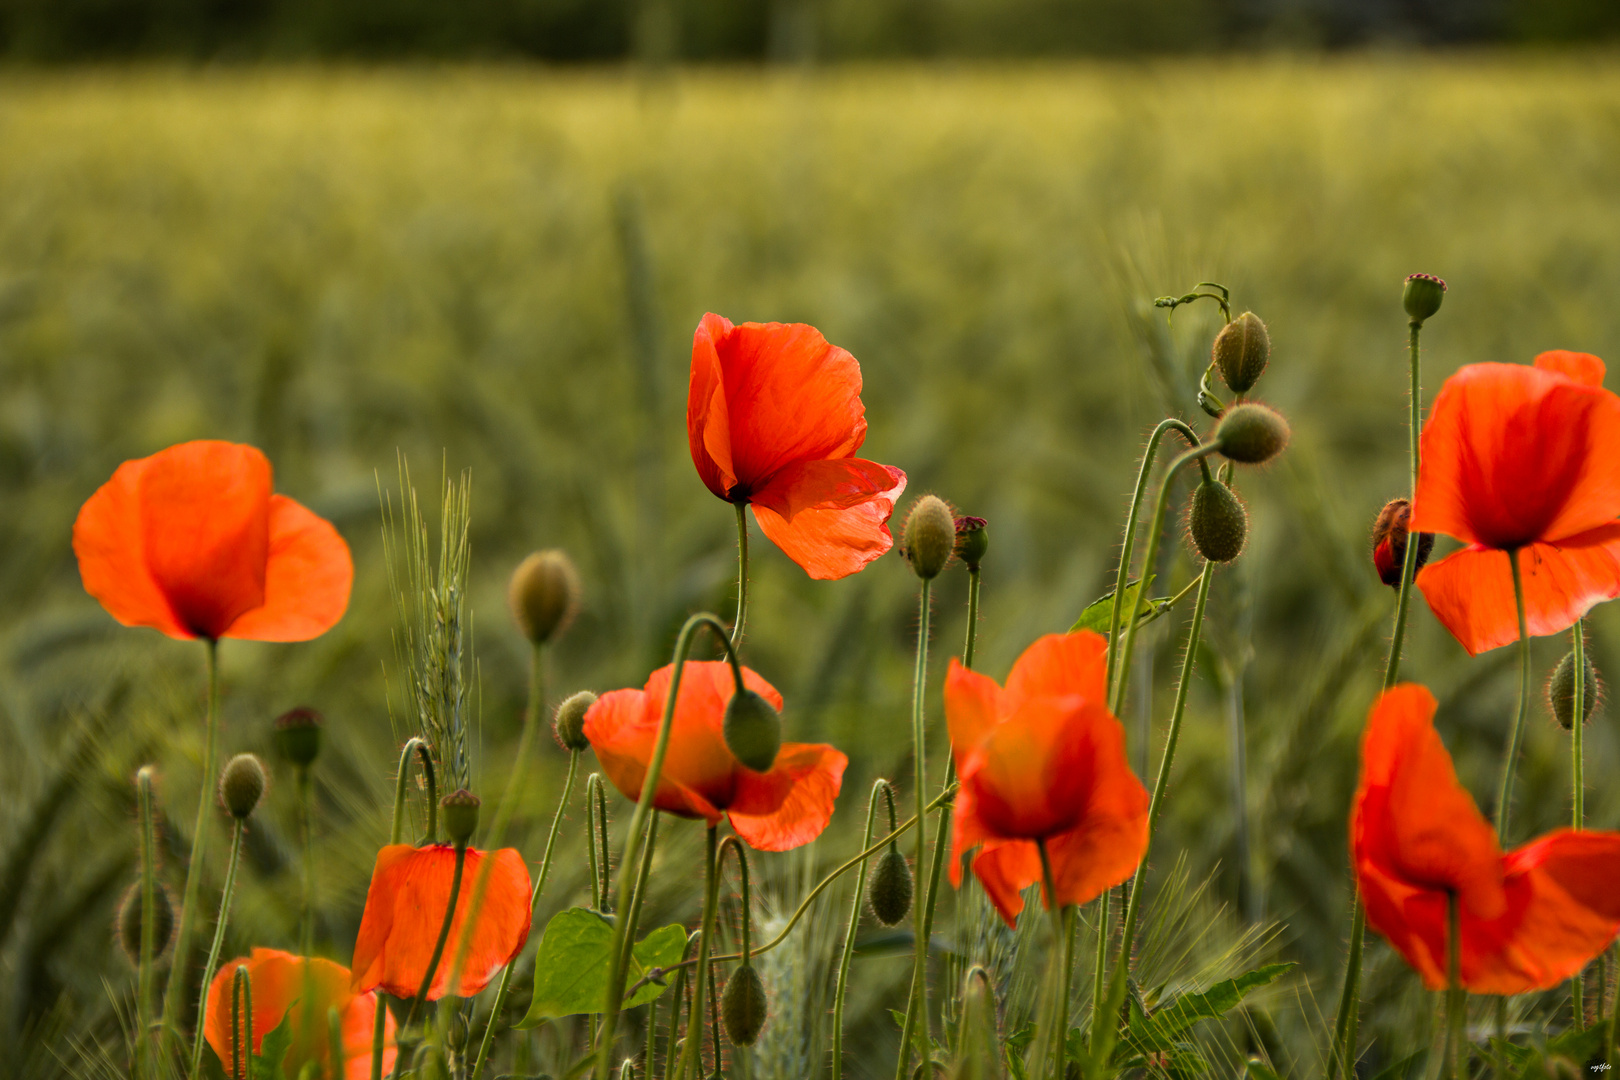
[1127,962,1294,1046]
[255,1009,295,1080]
[1546,1025,1607,1063]
[517,908,685,1026]
[1071,576,1156,635]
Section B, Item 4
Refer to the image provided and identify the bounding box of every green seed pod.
[1402,273,1446,323]
[116,880,174,963]
[953,516,988,572]
[867,845,914,927]
[508,550,582,645]
[1212,311,1271,394]
[723,689,782,773]
[1549,647,1600,730]
[721,963,768,1046]
[1214,403,1290,465]
[273,706,322,769]
[902,496,956,580]
[441,788,482,849]
[1187,479,1248,564]
[219,754,267,820]
[554,690,598,753]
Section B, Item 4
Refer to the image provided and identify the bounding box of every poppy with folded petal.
[73,440,353,641]
[1352,684,1620,993]
[584,661,847,852]
[1411,352,1620,655]
[944,631,1150,927]
[351,844,532,1000]
[204,948,395,1080]
[688,314,907,581]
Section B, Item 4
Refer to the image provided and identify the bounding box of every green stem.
[662,935,698,1080]
[1091,890,1109,1034]
[587,774,605,912]
[833,781,889,1080]
[135,766,159,1080]
[374,738,436,1080]
[1036,840,1071,1080]
[190,820,246,1077]
[230,965,253,1080]
[1445,892,1464,1080]
[158,637,220,1054]
[298,767,315,958]
[964,567,981,670]
[896,578,934,1079]
[399,843,468,1042]
[623,812,663,974]
[329,1005,347,1080]
[674,826,722,1080]
[733,501,749,648]
[1494,549,1532,844]
[1574,619,1587,1029]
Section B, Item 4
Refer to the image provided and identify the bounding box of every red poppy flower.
[584,661,847,851]
[1412,352,1620,655]
[204,948,395,1080]
[351,844,532,1000]
[1352,684,1620,993]
[688,313,907,580]
[73,440,352,641]
[944,631,1150,927]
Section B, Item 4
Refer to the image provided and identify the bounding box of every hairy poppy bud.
[954,516,988,572]
[868,845,914,927]
[723,688,781,773]
[1370,498,1434,587]
[1214,403,1290,465]
[116,880,174,962]
[1549,647,1601,730]
[1187,479,1248,564]
[721,963,768,1046]
[509,550,582,645]
[1403,273,1446,324]
[220,754,267,820]
[902,496,956,580]
[273,706,322,768]
[554,690,597,753]
[441,788,481,849]
[1213,311,1271,395]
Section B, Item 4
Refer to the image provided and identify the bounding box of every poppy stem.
[1493,548,1532,845]
[964,565,981,670]
[189,819,246,1077]
[833,780,890,1080]
[895,578,935,1080]
[661,933,699,1080]
[674,825,722,1080]
[1445,892,1465,1080]
[732,501,750,648]
[231,964,253,1080]
[328,1004,347,1080]
[399,842,469,1044]
[390,738,438,847]
[298,765,315,958]
[1035,839,1073,1080]
[590,774,612,911]
[1574,618,1588,1030]
[134,766,158,1080]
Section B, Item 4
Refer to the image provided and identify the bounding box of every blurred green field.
[5,57,1620,1074]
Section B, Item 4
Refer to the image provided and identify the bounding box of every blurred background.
[4,1,1620,1075]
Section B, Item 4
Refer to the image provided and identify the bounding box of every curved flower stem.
[1573,620,1588,1028]
[298,766,315,957]
[673,825,722,1080]
[732,502,750,648]
[833,781,891,1080]
[190,819,246,1077]
[1445,892,1465,1080]
[158,637,220,1055]
[396,842,469,1068]
[1494,549,1532,844]
[134,767,159,1080]
[373,737,439,1080]
[895,578,935,1080]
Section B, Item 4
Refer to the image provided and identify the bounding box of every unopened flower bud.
[1187,479,1248,564]
[724,688,781,773]
[273,706,323,768]
[721,963,768,1046]
[116,880,174,963]
[554,690,597,753]
[868,845,914,927]
[1213,311,1271,394]
[445,1010,469,1052]
[508,550,582,645]
[1214,403,1290,465]
[219,754,267,820]
[441,788,481,849]
[1371,498,1434,588]
[1403,273,1446,324]
[902,496,956,580]
[953,516,988,572]
[1550,647,1601,731]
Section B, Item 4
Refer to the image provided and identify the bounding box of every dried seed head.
[868,845,915,927]
[1549,647,1601,731]
[1214,403,1290,465]
[554,690,598,753]
[116,880,174,963]
[953,516,988,572]
[1187,479,1248,564]
[1370,498,1434,588]
[273,706,323,768]
[1403,273,1446,324]
[508,550,582,645]
[723,688,782,773]
[219,754,267,820]
[1212,311,1271,394]
[902,496,956,580]
[441,788,482,848]
[721,963,768,1046]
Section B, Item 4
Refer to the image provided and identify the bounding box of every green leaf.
[1546,1025,1607,1063]
[1127,963,1294,1046]
[254,1009,295,1080]
[517,908,685,1026]
[1071,576,1156,635]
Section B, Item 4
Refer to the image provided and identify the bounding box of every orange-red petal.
[73,454,190,639]
[944,658,1001,759]
[726,742,848,852]
[222,495,353,641]
[963,839,1043,927]
[751,465,906,580]
[1535,350,1606,387]
[1000,631,1108,713]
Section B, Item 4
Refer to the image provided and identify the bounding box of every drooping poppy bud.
[721,963,768,1046]
[867,845,914,927]
[1186,479,1248,564]
[902,496,956,580]
[1403,273,1446,324]
[723,688,782,773]
[1549,647,1601,730]
[553,690,597,752]
[116,880,175,963]
[508,551,582,645]
[441,789,481,849]
[1370,498,1434,588]
[1212,311,1271,394]
[953,516,988,572]
[220,754,268,820]
[274,706,323,768]
[1214,403,1290,465]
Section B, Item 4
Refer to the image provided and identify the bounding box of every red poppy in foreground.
[584,661,847,851]
[73,440,352,641]
[351,844,532,1000]
[1352,684,1620,993]
[688,313,907,580]
[945,631,1150,927]
[1412,352,1620,655]
[204,948,395,1080]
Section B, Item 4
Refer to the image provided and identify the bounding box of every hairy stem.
[399,844,468,1048]
[895,578,934,1079]
[733,501,750,648]
[190,820,246,1077]
[673,826,721,1080]
[1495,549,1532,844]
[135,767,158,1080]
[833,781,889,1080]
[1573,620,1588,1028]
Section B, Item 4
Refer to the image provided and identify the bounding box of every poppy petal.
[944,657,1001,759]
[1043,764,1150,910]
[222,495,353,641]
[727,742,848,852]
[73,454,190,639]
[689,312,739,500]
[1535,350,1606,387]
[1001,631,1108,712]
[751,466,906,580]
[966,839,1043,928]
[960,696,1110,839]
[749,458,907,522]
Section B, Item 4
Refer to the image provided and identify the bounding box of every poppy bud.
[953,516,988,572]
[273,706,322,768]
[219,754,267,820]
[1186,479,1248,564]
[902,496,956,580]
[554,690,597,753]
[867,844,914,927]
[1212,311,1271,394]
[723,689,781,773]
[508,550,582,645]
[1370,498,1434,588]
[1402,273,1446,324]
[1214,403,1290,465]
[441,788,481,849]
[721,963,768,1046]
[1549,647,1601,730]
[445,1010,469,1052]
[116,880,174,963]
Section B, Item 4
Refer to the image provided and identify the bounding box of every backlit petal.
[73,454,189,638]
[1001,631,1108,713]
[752,466,906,580]
[727,742,848,851]
[689,312,737,500]
[944,658,1001,758]
[966,839,1043,928]
[749,458,906,522]
[223,495,353,641]
[961,696,1108,839]
[1535,350,1606,387]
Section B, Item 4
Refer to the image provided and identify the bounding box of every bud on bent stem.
[554,690,597,753]
[1213,311,1271,395]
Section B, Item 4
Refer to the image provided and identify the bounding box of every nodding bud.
[1371,499,1434,588]
[723,688,782,773]
[1213,311,1271,395]
[554,691,597,753]
[867,844,914,927]
[721,963,768,1046]
[116,880,174,963]
[901,496,956,580]
[1550,647,1601,731]
[441,788,481,848]
[508,550,582,645]
[1187,479,1248,564]
[273,706,323,769]
[1403,273,1446,324]
[219,754,267,820]
[953,516,988,572]
[1214,403,1290,465]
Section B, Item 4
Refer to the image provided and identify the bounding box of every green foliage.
[199,1009,294,1080]
[517,907,685,1025]
[1071,576,1156,635]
